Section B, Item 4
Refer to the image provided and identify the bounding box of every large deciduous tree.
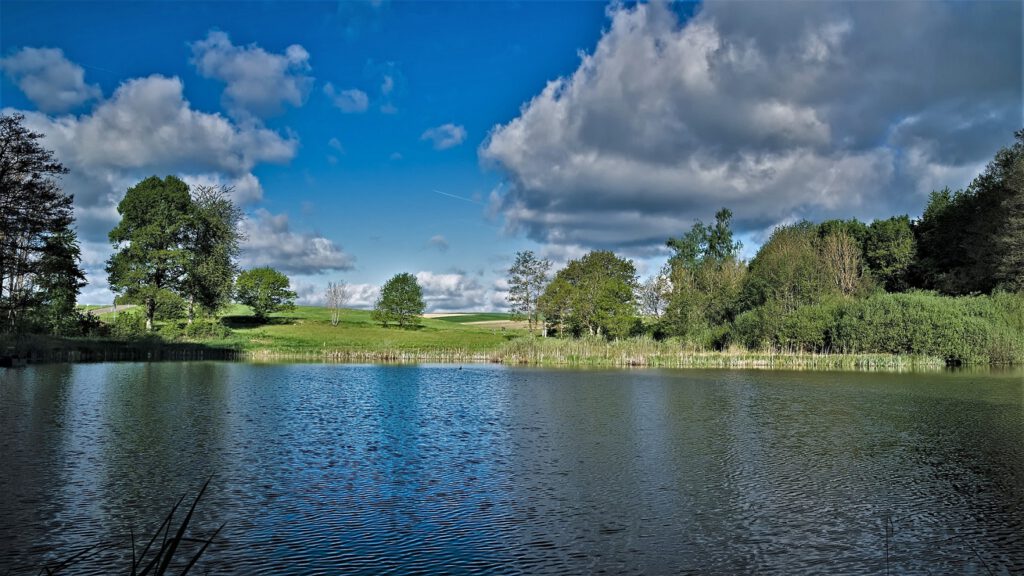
[863,216,915,292]
[743,221,829,313]
[235,267,296,322]
[539,251,638,339]
[372,272,425,328]
[507,250,551,334]
[181,184,244,322]
[107,175,193,331]
[0,113,80,332]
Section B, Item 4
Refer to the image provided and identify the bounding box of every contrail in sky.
[433,189,482,205]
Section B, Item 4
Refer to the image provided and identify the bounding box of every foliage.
[109,309,148,339]
[863,216,915,291]
[0,113,80,333]
[372,272,425,328]
[107,175,194,331]
[744,221,832,312]
[819,229,867,296]
[733,292,1024,365]
[666,208,742,271]
[506,250,552,334]
[662,209,746,342]
[181,184,244,320]
[234,267,297,322]
[30,227,88,335]
[913,130,1024,294]
[539,251,638,339]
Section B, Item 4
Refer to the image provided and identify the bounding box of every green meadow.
[213,305,522,357]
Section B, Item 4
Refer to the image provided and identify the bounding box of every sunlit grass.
[432,313,515,323]
[221,306,524,356]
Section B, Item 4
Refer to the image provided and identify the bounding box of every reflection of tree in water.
[0,364,77,567]
[95,362,233,566]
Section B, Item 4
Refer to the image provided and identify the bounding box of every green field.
[213,306,524,357]
[432,313,516,323]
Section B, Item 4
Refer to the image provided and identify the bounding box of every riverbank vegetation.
[2,111,1021,369]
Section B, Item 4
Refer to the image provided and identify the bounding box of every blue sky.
[2,1,1020,310]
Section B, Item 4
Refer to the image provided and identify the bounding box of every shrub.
[109,311,147,339]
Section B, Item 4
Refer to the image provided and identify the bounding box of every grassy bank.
[3,304,986,371]
[0,333,239,364]
[207,306,945,370]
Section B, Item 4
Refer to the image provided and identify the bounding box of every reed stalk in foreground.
[37,478,223,576]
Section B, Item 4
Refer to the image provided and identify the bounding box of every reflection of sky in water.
[0,363,1022,574]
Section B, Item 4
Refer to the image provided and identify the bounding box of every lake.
[1,363,1022,574]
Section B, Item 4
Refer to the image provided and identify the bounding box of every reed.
[36,478,223,576]
[239,337,945,371]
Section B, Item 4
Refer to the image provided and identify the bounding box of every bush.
[109,311,147,339]
[727,291,1024,364]
[185,320,232,340]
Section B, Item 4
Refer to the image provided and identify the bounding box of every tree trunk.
[187,295,195,325]
[146,298,155,332]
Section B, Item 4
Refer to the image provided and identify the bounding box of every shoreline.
[1,334,958,372]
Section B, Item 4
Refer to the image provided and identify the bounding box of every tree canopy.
[539,250,638,339]
[235,267,296,321]
[0,113,82,333]
[107,175,194,331]
[914,130,1024,294]
[372,272,425,328]
[107,176,244,330]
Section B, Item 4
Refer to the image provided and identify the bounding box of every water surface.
[1,363,1022,574]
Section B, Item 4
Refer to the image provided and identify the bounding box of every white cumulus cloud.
[480,0,1021,251]
[191,30,313,119]
[240,209,356,275]
[0,47,101,113]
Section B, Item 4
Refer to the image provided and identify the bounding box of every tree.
[235,267,296,322]
[743,221,829,313]
[540,251,638,339]
[913,131,1024,294]
[507,250,551,334]
[863,216,915,292]
[181,184,244,322]
[0,113,78,332]
[372,272,425,328]
[326,280,349,327]
[663,208,746,339]
[32,226,87,335]
[637,266,670,318]
[819,230,864,296]
[997,153,1024,291]
[107,175,193,331]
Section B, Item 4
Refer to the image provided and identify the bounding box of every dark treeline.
[510,131,1024,364]
[0,114,91,336]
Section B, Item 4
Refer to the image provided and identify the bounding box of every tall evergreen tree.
[0,113,77,332]
[913,131,1024,294]
[33,226,87,335]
